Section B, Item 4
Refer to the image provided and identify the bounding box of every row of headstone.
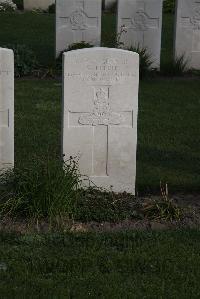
[56,0,200,70]
[55,0,163,69]
[55,0,163,68]
[0,46,139,194]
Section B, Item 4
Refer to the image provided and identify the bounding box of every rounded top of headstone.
[63,47,139,58]
[0,47,14,54]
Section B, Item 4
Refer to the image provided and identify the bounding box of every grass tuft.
[141,183,182,221]
[0,157,81,222]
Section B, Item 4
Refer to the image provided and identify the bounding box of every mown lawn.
[0,12,55,66]
[15,79,200,194]
[0,230,200,298]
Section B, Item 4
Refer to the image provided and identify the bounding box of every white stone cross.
[68,86,133,177]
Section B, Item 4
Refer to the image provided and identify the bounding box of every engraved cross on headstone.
[68,86,133,177]
[0,109,9,158]
[121,2,159,45]
[59,0,99,42]
[181,1,200,51]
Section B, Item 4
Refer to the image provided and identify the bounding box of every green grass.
[14,79,200,194]
[137,79,200,193]
[0,12,55,66]
[1,230,200,298]
[15,80,61,164]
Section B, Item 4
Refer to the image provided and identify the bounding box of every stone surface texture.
[174,0,200,69]
[24,0,55,10]
[56,0,101,57]
[0,48,14,169]
[62,48,139,194]
[117,0,163,68]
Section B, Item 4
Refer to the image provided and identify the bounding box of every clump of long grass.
[0,157,81,222]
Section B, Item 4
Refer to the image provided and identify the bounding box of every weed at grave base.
[0,157,82,223]
[0,164,183,225]
[141,183,182,221]
[74,186,143,223]
[0,156,184,225]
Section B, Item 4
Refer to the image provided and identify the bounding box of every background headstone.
[56,0,102,57]
[62,48,139,194]
[117,0,163,68]
[24,0,55,10]
[0,48,14,169]
[174,0,200,69]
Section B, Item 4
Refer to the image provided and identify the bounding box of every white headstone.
[104,0,116,10]
[117,0,163,69]
[174,0,200,69]
[62,48,139,194]
[24,0,55,10]
[56,0,102,57]
[0,48,14,169]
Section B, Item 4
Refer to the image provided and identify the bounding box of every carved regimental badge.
[78,87,123,126]
[70,9,88,30]
[132,10,149,31]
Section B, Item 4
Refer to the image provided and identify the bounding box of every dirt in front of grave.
[0,194,200,234]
